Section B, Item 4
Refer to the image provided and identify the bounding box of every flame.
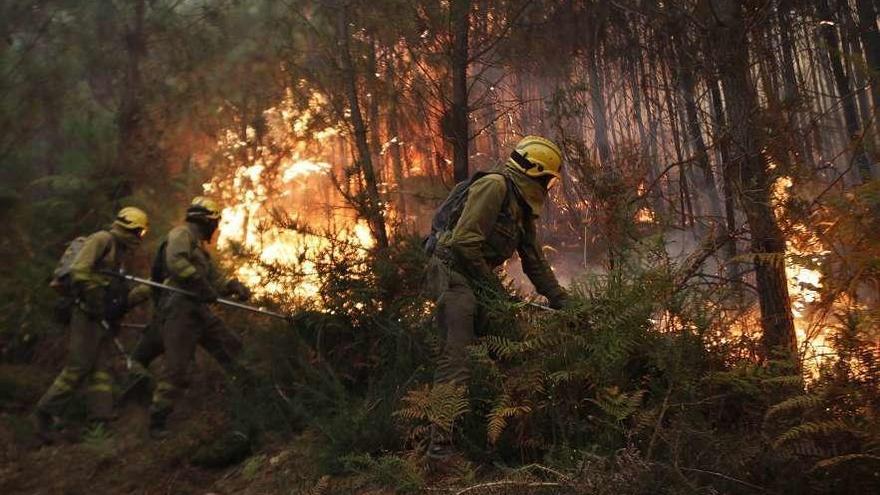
[208,155,374,306]
[204,93,373,307]
[635,207,655,223]
[773,176,833,373]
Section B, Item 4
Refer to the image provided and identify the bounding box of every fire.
[635,207,655,223]
[773,176,833,372]
[203,93,373,307]
[207,154,374,306]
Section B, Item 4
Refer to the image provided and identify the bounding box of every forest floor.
[0,357,405,495]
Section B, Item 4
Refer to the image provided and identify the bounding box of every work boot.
[119,371,154,404]
[148,414,170,440]
[31,410,55,445]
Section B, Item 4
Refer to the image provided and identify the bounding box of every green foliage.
[82,422,115,459]
[340,453,423,493]
[190,430,253,469]
[396,382,470,442]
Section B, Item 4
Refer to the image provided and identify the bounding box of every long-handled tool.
[106,272,291,320]
[99,320,133,370]
[526,301,556,312]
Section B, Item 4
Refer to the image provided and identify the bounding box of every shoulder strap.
[97,231,113,266]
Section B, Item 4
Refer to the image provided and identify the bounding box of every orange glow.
[203,94,372,308]
[773,176,832,374]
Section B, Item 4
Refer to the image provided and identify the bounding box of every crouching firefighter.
[147,196,251,439]
[34,207,151,441]
[424,135,569,457]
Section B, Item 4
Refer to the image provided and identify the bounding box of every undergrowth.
[227,234,880,493]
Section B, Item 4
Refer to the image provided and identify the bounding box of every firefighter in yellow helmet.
[425,135,569,457]
[146,196,250,439]
[34,207,152,441]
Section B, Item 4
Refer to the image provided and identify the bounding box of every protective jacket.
[436,166,566,305]
[163,221,231,293]
[70,226,150,306]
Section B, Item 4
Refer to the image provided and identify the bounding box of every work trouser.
[149,293,243,424]
[118,319,163,398]
[36,308,115,421]
[426,256,480,387]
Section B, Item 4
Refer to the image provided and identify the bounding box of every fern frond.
[774,420,851,448]
[813,453,880,470]
[394,382,469,433]
[762,375,803,387]
[765,394,823,420]
[486,393,533,445]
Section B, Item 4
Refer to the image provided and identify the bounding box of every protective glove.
[127,284,152,308]
[80,287,105,317]
[103,295,128,322]
[226,279,251,302]
[189,276,220,303]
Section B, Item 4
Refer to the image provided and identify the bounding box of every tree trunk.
[709,78,741,280]
[115,0,156,198]
[856,0,880,120]
[709,0,797,361]
[672,23,723,222]
[777,0,815,169]
[587,42,611,166]
[450,0,470,182]
[386,53,408,225]
[367,40,383,182]
[337,4,388,249]
[817,0,873,181]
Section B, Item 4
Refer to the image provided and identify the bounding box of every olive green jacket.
[70,227,150,306]
[438,167,566,304]
[164,222,230,292]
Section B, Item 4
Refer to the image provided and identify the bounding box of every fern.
[813,453,880,470]
[395,383,469,434]
[765,394,823,420]
[486,394,533,445]
[762,375,804,387]
[588,388,646,423]
[773,420,851,448]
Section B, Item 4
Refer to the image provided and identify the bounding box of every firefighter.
[147,196,250,439]
[426,135,569,456]
[33,207,151,441]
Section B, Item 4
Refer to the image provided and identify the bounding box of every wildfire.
[773,176,833,372]
[204,93,373,307]
[208,157,374,306]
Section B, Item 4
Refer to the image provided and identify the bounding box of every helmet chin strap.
[510,151,537,172]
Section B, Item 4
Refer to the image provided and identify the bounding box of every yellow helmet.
[186,196,222,221]
[114,206,149,236]
[507,135,563,179]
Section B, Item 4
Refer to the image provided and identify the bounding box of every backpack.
[49,235,111,295]
[49,234,112,324]
[423,171,515,256]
